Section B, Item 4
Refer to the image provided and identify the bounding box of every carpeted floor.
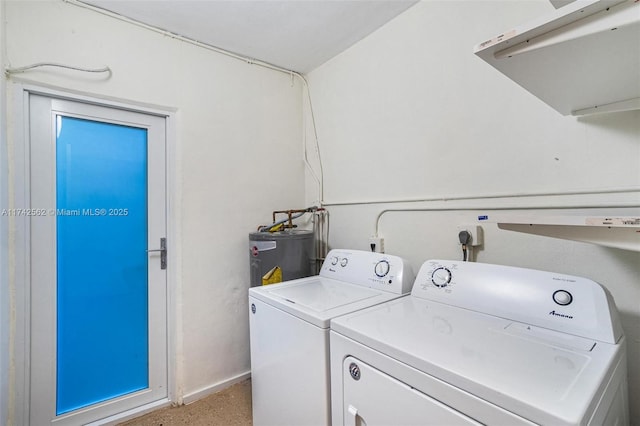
[118,379,252,426]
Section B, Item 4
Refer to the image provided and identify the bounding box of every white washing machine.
[249,249,415,426]
[330,260,629,426]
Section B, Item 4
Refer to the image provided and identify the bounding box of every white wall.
[4,0,639,422]
[305,0,640,422]
[0,1,9,424]
[4,0,304,416]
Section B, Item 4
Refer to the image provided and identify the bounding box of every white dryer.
[330,260,629,426]
[249,249,415,426]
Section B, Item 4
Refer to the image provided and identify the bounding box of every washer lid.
[250,276,401,328]
[331,296,624,425]
[267,279,379,312]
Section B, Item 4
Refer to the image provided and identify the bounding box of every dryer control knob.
[431,267,452,287]
[331,256,339,266]
[553,290,573,306]
[374,260,390,277]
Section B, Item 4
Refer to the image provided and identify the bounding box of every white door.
[28,94,168,425]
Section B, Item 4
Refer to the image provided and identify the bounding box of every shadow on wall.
[577,110,640,139]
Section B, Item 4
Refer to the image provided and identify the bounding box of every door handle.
[147,237,167,270]
[347,405,365,426]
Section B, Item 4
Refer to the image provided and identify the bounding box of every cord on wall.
[458,230,471,261]
[300,74,324,205]
[5,62,111,75]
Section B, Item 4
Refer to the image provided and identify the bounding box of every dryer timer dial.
[374,260,390,277]
[431,267,452,287]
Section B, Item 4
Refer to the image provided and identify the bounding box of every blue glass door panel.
[55,116,149,415]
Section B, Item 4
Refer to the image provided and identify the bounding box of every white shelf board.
[492,215,640,251]
[474,0,640,116]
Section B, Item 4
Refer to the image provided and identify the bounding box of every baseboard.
[88,371,252,425]
[182,370,251,405]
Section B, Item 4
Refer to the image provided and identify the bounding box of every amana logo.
[549,310,574,319]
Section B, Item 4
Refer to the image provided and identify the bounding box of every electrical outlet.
[457,225,483,247]
[369,237,384,253]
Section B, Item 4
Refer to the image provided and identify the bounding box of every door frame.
[8,82,180,425]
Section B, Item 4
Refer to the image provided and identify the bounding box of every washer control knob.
[340,258,348,267]
[374,260,390,277]
[431,267,452,288]
[553,290,573,306]
[331,256,339,266]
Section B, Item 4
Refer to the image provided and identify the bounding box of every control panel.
[319,249,415,295]
[412,260,623,344]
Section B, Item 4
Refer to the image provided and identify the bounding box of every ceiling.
[82,0,419,73]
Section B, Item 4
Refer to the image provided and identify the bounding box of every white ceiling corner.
[81,0,419,73]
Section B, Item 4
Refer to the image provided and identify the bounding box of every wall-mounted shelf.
[492,216,640,251]
[474,0,640,116]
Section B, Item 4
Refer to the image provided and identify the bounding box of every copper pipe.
[272,209,308,229]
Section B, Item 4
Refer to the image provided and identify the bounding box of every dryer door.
[342,356,480,426]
